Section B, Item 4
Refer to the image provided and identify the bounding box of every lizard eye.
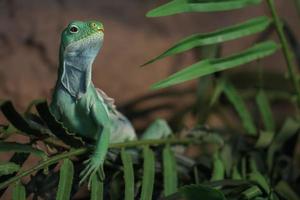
[69,25,79,33]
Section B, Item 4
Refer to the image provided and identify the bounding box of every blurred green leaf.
[267,118,300,170]
[151,41,278,90]
[168,184,226,200]
[275,181,300,200]
[12,182,26,200]
[56,159,74,200]
[163,145,178,196]
[210,152,225,181]
[241,185,263,200]
[0,162,20,176]
[223,81,257,135]
[248,157,270,194]
[248,172,270,194]
[0,142,47,159]
[0,124,17,138]
[231,165,242,180]
[121,148,135,200]
[220,145,232,177]
[256,90,275,132]
[143,16,271,66]
[255,131,274,148]
[91,175,104,200]
[146,0,261,17]
[140,146,155,200]
[210,78,226,106]
[294,0,300,17]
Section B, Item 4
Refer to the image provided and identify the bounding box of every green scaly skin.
[50,20,137,187]
[50,20,172,188]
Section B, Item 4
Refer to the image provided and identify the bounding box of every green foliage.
[91,175,104,200]
[222,80,257,135]
[12,182,26,200]
[146,0,261,17]
[150,41,278,89]
[56,159,74,200]
[141,146,155,200]
[163,144,178,196]
[170,184,226,200]
[121,148,135,200]
[210,152,225,181]
[267,118,300,170]
[0,162,20,176]
[256,90,275,132]
[143,16,272,66]
[275,181,300,200]
[0,142,47,159]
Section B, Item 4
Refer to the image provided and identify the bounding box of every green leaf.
[0,142,47,159]
[210,152,225,181]
[256,90,275,132]
[210,78,226,106]
[275,181,300,200]
[146,0,261,17]
[143,16,271,66]
[121,148,135,200]
[248,157,270,194]
[248,172,270,194]
[171,184,226,200]
[12,182,26,200]
[0,162,20,176]
[223,81,257,135]
[220,144,232,177]
[255,131,274,148]
[0,124,18,138]
[267,118,300,170]
[241,185,263,200]
[151,41,278,90]
[56,159,74,200]
[163,145,178,196]
[91,175,104,200]
[231,165,242,180]
[140,146,155,200]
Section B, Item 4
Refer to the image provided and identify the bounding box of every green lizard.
[50,20,171,187]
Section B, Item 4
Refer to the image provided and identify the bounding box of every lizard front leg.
[79,102,111,188]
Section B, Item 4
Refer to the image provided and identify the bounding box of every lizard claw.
[79,158,105,189]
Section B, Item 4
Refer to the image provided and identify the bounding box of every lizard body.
[50,20,171,187]
[50,21,136,186]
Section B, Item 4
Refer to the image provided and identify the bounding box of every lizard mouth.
[65,31,103,51]
[97,28,104,33]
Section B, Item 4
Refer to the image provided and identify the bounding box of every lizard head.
[60,20,104,57]
[57,20,104,98]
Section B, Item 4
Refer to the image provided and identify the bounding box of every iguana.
[49,20,171,187]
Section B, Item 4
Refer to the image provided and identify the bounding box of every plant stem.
[0,148,87,190]
[0,137,197,190]
[110,137,195,148]
[267,0,300,107]
[293,0,300,17]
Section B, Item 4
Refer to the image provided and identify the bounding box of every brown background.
[0,0,298,110]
